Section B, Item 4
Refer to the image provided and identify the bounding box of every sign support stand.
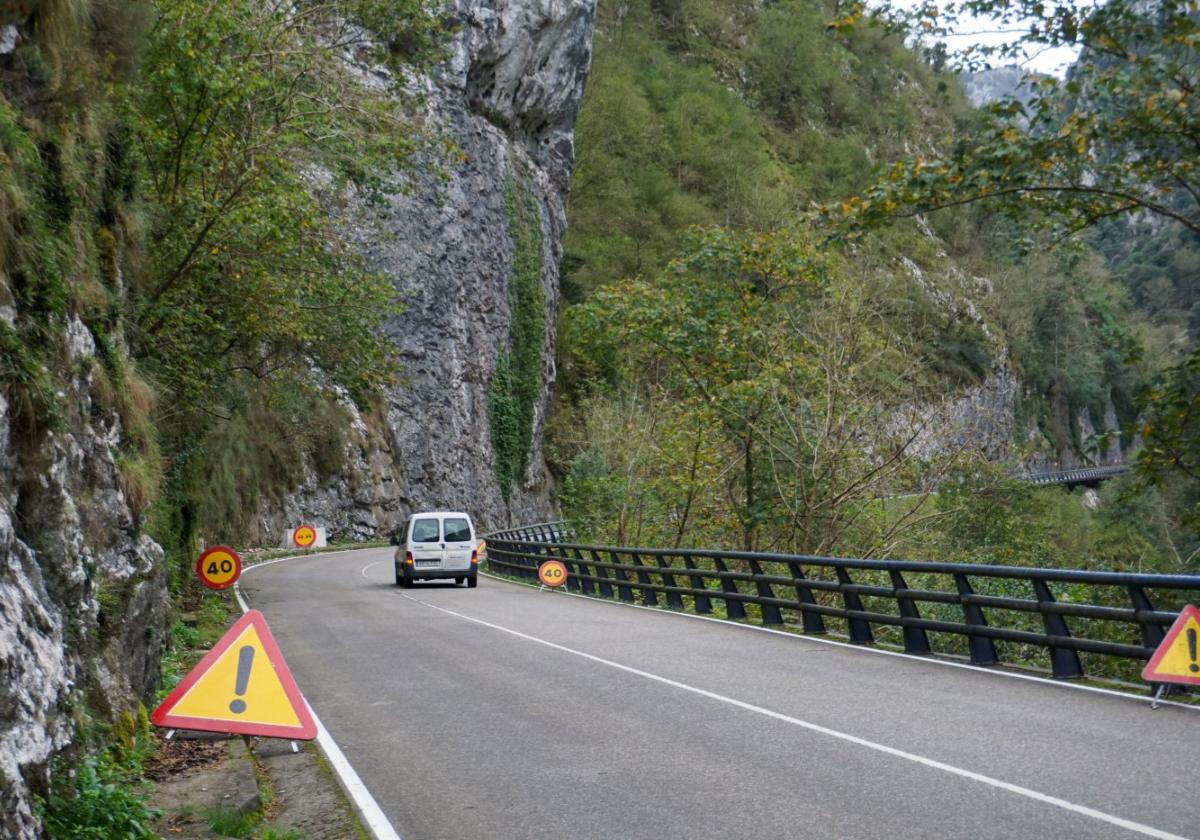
[1150,684,1169,710]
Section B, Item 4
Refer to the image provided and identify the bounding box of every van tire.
[467,576,478,589]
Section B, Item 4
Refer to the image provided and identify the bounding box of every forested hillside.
[551,0,1197,571]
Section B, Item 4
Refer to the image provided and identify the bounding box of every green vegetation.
[37,709,161,839]
[39,753,161,839]
[837,0,1200,552]
[2,2,439,833]
[489,170,546,498]
[557,0,1196,571]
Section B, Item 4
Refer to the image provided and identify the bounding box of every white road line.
[406,593,1192,840]
[236,564,402,840]
[361,560,383,579]
[477,569,1200,713]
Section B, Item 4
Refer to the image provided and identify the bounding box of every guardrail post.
[572,548,594,595]
[1127,586,1166,651]
[655,555,685,609]
[888,570,930,654]
[629,552,658,606]
[522,542,540,579]
[787,563,826,634]
[1032,580,1083,679]
[954,574,999,666]
[746,559,783,625]
[711,556,747,619]
[611,551,635,602]
[560,548,583,593]
[682,555,712,614]
[835,568,873,643]
[590,549,615,599]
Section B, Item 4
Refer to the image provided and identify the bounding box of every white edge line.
[236,564,403,840]
[409,593,1192,840]
[478,568,1200,713]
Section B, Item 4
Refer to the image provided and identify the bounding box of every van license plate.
[416,560,439,568]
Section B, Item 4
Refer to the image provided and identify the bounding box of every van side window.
[411,518,440,542]
[443,518,471,542]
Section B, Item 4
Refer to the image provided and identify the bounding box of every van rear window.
[443,518,471,542]
[411,518,439,542]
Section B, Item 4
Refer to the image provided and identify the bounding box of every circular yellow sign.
[293,525,316,548]
[538,560,568,587]
[196,546,242,590]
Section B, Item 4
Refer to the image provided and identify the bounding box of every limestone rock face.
[0,319,165,840]
[897,357,1020,463]
[265,0,596,539]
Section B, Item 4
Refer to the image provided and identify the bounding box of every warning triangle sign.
[1142,604,1200,687]
[152,610,317,739]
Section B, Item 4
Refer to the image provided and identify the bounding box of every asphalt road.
[240,548,1198,840]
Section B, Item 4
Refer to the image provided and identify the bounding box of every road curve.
[240,548,1197,840]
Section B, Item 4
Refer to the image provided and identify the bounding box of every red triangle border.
[1141,604,1200,687]
[152,609,318,739]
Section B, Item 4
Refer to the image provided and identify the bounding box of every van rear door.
[441,516,474,571]
[410,516,442,570]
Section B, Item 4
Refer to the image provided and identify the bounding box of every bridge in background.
[1025,464,1130,488]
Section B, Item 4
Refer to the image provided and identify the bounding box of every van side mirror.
[389,531,400,546]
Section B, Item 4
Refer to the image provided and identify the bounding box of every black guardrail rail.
[484,523,1200,682]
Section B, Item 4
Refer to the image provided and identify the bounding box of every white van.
[394,511,479,588]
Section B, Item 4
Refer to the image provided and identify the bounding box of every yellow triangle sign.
[1142,604,1200,687]
[152,610,317,739]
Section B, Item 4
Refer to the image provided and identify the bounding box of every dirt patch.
[146,734,366,839]
[144,733,226,782]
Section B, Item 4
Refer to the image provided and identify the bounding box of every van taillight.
[471,551,478,565]
[405,551,414,565]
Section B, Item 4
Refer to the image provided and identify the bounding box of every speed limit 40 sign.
[196,546,242,590]
[538,560,568,588]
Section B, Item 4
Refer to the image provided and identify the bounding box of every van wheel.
[399,577,412,588]
[467,576,478,589]
[455,577,464,585]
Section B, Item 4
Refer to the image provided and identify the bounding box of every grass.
[204,804,263,839]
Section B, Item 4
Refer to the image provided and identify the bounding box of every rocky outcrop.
[895,358,1019,462]
[0,317,165,838]
[266,0,596,538]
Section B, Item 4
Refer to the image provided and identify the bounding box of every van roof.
[410,511,472,519]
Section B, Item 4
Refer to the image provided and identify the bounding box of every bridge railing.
[1025,465,1131,486]
[484,525,1200,683]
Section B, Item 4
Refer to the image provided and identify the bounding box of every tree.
[130,0,439,408]
[834,0,1200,496]
[566,227,957,555]
[834,0,1200,238]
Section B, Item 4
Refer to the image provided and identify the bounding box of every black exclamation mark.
[1188,628,1198,673]
[229,646,254,713]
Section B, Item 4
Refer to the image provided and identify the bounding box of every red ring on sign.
[538,560,568,587]
[196,546,243,590]
[293,525,317,548]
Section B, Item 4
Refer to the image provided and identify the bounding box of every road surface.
[239,548,1198,840]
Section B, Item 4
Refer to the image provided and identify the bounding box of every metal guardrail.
[485,523,1200,682]
[1025,465,1130,486]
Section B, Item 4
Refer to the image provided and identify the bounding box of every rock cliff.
[265,0,596,539]
[0,1,597,832]
[0,317,165,837]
